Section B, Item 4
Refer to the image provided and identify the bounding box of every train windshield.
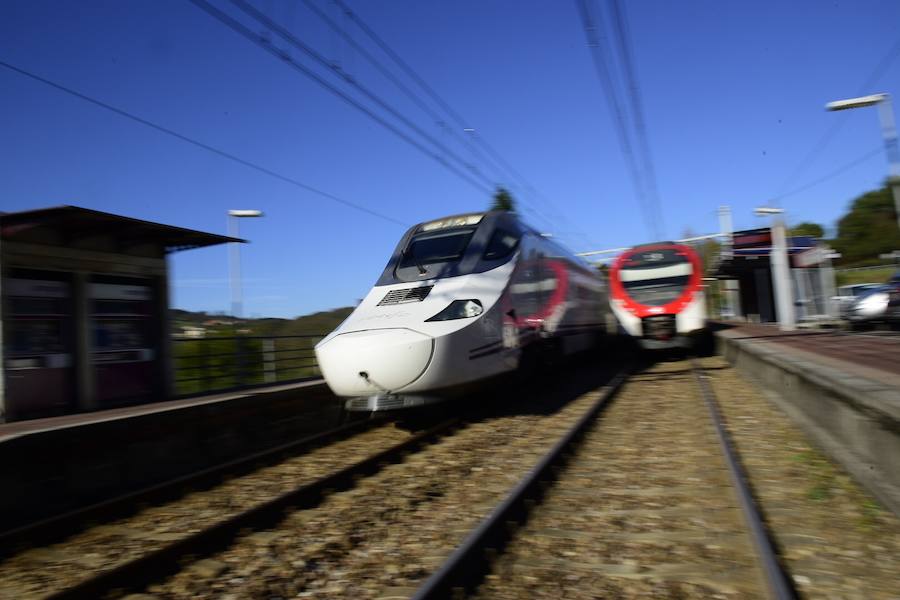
[620,248,693,306]
[399,228,475,270]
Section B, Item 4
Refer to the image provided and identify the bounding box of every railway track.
[0,413,388,555]
[0,415,441,599]
[8,356,896,598]
[97,363,628,599]
[417,359,796,600]
[1,360,625,599]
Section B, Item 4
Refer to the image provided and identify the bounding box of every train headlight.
[425,299,483,321]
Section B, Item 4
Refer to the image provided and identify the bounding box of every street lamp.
[826,93,900,231]
[227,209,263,320]
[755,206,796,331]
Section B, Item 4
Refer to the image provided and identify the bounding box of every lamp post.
[227,209,263,320]
[755,207,795,331]
[826,93,900,232]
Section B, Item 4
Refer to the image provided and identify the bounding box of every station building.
[715,227,837,323]
[0,206,237,422]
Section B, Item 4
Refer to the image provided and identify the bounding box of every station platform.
[714,322,900,516]
[1,379,339,531]
[716,322,900,384]
[0,379,326,443]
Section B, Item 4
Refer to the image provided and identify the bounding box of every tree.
[697,238,723,315]
[490,187,516,211]
[698,238,721,276]
[790,222,825,238]
[832,183,900,266]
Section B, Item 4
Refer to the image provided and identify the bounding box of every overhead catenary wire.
[225,0,565,237]
[770,146,883,203]
[299,0,569,240]
[330,0,594,247]
[208,0,566,237]
[578,145,884,258]
[608,0,666,239]
[187,0,492,196]
[226,0,506,195]
[298,0,507,190]
[329,0,501,175]
[774,36,900,197]
[0,59,409,228]
[576,0,660,241]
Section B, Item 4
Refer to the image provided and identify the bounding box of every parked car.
[845,281,900,328]
[833,283,882,316]
[886,273,900,323]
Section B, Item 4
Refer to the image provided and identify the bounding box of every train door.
[539,252,567,334]
[509,237,542,336]
[90,280,156,406]
[4,276,74,417]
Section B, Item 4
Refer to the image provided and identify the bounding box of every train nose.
[315,328,434,397]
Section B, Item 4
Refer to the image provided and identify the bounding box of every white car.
[833,283,881,316]
[845,285,891,325]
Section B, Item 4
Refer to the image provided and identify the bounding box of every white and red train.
[315,211,612,411]
[608,242,707,349]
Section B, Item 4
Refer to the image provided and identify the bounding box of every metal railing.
[835,263,897,273]
[173,334,325,396]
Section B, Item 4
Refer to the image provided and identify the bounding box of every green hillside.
[171,306,352,338]
[170,306,353,395]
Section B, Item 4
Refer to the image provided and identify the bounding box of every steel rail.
[410,369,630,600]
[0,413,387,557]
[691,360,798,600]
[45,417,460,600]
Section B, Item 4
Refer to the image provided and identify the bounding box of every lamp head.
[754,207,784,216]
[825,93,888,112]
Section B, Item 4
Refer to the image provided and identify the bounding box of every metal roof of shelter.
[0,206,243,253]
[716,228,820,277]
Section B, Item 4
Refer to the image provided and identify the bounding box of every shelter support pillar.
[771,218,796,330]
[73,271,96,412]
[0,241,6,423]
[723,279,742,319]
[155,268,174,400]
[820,258,837,317]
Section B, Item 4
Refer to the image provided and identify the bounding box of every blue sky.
[2,0,899,318]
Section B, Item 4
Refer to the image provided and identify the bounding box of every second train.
[608,241,709,350]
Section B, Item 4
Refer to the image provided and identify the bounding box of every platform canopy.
[716,227,818,278]
[0,205,242,254]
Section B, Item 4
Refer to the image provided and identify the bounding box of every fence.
[835,263,897,273]
[173,334,325,396]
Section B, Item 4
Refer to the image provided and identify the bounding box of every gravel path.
[0,422,414,599]
[474,359,765,599]
[698,355,900,599]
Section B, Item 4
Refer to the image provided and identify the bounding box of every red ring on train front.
[523,259,570,325]
[609,243,703,318]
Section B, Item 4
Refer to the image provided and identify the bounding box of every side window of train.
[483,228,520,260]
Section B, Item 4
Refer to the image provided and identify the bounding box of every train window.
[619,248,694,306]
[93,320,146,350]
[623,277,690,306]
[400,229,475,267]
[483,228,520,260]
[9,320,66,354]
[621,264,692,306]
[9,297,67,316]
[624,248,685,269]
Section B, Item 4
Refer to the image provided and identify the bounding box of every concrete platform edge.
[1,381,342,530]
[716,331,900,518]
